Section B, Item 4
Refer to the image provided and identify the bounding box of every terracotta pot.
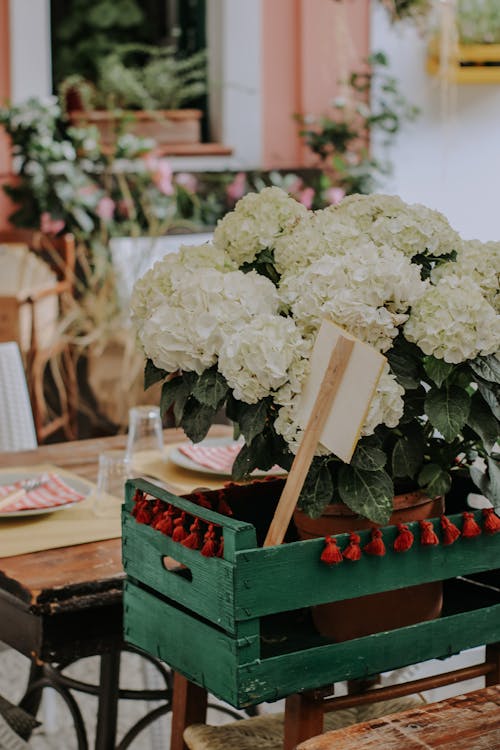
[293,491,445,642]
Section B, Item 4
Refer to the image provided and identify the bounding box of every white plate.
[0,471,90,519]
[169,437,286,478]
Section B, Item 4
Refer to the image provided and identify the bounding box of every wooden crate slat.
[233,514,500,619]
[122,512,238,632]
[124,580,259,706]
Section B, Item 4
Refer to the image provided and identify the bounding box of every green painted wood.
[237,602,500,706]
[125,478,258,562]
[122,511,238,632]
[233,513,500,620]
[123,580,259,706]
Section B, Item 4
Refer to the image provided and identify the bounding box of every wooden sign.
[264,320,386,548]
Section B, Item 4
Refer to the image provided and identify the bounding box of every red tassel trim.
[320,536,343,565]
[182,518,203,549]
[172,511,188,542]
[482,507,500,535]
[216,536,224,558]
[200,524,218,557]
[217,492,233,516]
[363,528,386,556]
[134,499,153,525]
[419,520,439,546]
[393,523,414,552]
[153,511,173,535]
[462,511,482,538]
[440,515,461,545]
[192,491,212,510]
[342,532,362,561]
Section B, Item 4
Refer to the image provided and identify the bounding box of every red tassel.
[419,520,439,546]
[172,511,188,542]
[151,498,166,522]
[182,518,203,549]
[216,535,224,558]
[342,532,362,561]
[320,536,343,565]
[200,524,218,557]
[153,511,172,534]
[131,490,146,518]
[440,515,461,545]
[217,492,233,516]
[482,508,500,535]
[462,511,482,538]
[192,491,212,510]
[394,523,414,552]
[363,528,386,556]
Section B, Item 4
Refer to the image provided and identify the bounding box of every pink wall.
[261,0,370,169]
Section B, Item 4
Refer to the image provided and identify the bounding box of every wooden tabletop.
[297,685,500,750]
[0,425,230,610]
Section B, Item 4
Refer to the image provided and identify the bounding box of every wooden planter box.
[122,478,500,708]
[68,108,202,147]
[427,39,500,83]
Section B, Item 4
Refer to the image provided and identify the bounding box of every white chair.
[0,342,37,452]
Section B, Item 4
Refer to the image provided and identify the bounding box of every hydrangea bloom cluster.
[132,188,500,523]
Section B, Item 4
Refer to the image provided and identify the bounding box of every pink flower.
[40,212,65,235]
[226,172,247,204]
[146,156,175,196]
[325,187,346,206]
[96,196,115,222]
[298,187,315,209]
[175,172,198,193]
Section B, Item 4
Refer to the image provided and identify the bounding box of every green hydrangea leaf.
[192,368,229,409]
[477,380,500,421]
[392,433,425,478]
[386,340,421,389]
[351,442,386,472]
[160,373,195,424]
[470,355,500,385]
[338,466,393,525]
[418,463,451,497]
[237,400,269,444]
[425,386,470,442]
[298,461,334,519]
[181,398,216,443]
[423,356,455,388]
[470,455,500,509]
[144,359,167,390]
[468,392,500,454]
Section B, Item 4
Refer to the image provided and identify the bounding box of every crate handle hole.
[162,556,193,581]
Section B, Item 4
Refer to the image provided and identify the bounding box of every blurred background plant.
[456,0,500,44]
[296,52,419,196]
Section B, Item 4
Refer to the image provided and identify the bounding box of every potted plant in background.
[61,42,207,149]
[131,186,499,639]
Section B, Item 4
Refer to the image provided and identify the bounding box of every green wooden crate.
[122,478,500,708]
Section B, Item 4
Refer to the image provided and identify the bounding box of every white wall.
[9,0,52,103]
[371,5,500,241]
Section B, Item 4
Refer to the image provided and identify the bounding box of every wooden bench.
[297,684,500,749]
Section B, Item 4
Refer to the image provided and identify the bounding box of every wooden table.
[296,684,500,749]
[0,425,229,749]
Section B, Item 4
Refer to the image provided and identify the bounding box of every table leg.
[284,693,324,750]
[170,672,208,750]
[95,648,121,750]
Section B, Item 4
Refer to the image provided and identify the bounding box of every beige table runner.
[0,444,228,558]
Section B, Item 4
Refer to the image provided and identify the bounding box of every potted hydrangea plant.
[131,187,499,639]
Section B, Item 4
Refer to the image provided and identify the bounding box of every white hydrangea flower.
[279,243,426,350]
[404,275,500,363]
[361,365,405,437]
[213,186,307,266]
[432,239,500,312]
[331,194,461,258]
[218,314,307,403]
[131,249,279,374]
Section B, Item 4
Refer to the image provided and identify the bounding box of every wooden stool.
[296,684,500,749]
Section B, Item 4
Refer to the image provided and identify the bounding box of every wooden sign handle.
[263,336,354,548]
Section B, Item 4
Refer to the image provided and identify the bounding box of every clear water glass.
[93,449,131,517]
[126,405,164,468]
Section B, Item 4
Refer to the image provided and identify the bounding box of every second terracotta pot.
[293,491,445,642]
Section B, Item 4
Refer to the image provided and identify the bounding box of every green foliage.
[456,0,500,43]
[296,52,419,196]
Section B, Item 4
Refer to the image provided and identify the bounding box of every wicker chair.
[0,231,78,442]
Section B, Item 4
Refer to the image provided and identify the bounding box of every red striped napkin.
[0,473,85,513]
[179,443,242,473]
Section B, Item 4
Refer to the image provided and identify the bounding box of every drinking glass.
[93,449,131,517]
[126,405,164,469]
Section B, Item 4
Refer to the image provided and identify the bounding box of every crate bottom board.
[124,577,500,708]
